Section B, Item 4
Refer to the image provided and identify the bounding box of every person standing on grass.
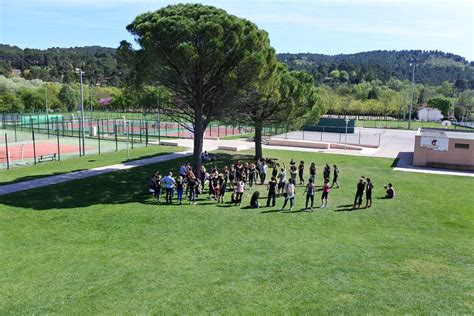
[304,178,315,210]
[179,163,187,178]
[218,174,227,204]
[176,176,184,205]
[331,164,340,188]
[365,178,374,208]
[260,160,267,184]
[277,164,287,197]
[309,162,316,182]
[353,177,366,209]
[289,163,297,186]
[235,179,245,206]
[321,178,331,208]
[323,163,330,183]
[298,161,305,185]
[248,163,256,189]
[188,176,196,204]
[266,176,277,207]
[272,163,278,180]
[162,172,176,204]
[280,178,296,211]
[200,165,207,193]
[154,175,162,204]
[255,159,261,183]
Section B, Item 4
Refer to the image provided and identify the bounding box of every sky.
[1,0,473,60]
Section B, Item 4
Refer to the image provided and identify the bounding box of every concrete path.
[0,150,193,196]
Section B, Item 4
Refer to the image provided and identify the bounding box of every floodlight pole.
[45,83,48,115]
[408,62,416,129]
[77,69,86,156]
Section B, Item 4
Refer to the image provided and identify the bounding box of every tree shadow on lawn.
[0,151,179,187]
[0,153,256,211]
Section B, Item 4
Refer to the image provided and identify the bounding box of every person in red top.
[321,178,331,208]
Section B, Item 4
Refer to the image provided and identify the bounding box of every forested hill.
[0,44,122,86]
[1,44,473,88]
[279,50,474,87]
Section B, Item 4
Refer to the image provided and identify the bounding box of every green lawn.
[0,145,185,185]
[0,149,473,314]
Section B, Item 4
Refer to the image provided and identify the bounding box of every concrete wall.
[413,135,474,170]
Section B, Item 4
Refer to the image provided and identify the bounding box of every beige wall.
[413,136,474,170]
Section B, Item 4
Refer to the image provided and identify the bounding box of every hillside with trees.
[0,44,472,122]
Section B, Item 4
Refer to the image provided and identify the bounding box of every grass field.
[0,145,185,185]
[0,149,473,314]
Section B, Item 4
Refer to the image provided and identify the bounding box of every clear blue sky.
[1,0,473,60]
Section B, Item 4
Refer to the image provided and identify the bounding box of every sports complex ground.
[0,145,473,314]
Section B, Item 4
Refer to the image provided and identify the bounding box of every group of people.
[148,156,395,211]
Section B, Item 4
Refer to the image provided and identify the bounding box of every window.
[454,143,470,149]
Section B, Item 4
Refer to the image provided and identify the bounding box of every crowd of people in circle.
[148,154,395,211]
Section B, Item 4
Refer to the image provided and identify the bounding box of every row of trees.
[315,79,474,120]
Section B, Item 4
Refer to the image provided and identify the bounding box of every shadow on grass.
[0,153,256,211]
[0,151,178,187]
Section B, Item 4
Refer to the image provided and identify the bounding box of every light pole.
[344,117,350,150]
[45,83,48,115]
[89,84,93,118]
[76,68,86,156]
[408,62,416,129]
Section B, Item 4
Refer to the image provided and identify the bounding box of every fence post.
[139,120,143,143]
[47,115,50,139]
[131,121,134,149]
[146,121,149,147]
[378,133,381,147]
[57,128,61,161]
[78,125,82,157]
[14,122,17,143]
[32,129,37,165]
[4,133,10,170]
[114,124,118,152]
[97,125,101,154]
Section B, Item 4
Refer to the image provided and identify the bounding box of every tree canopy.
[124,3,276,174]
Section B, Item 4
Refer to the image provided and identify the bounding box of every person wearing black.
[331,164,340,188]
[250,191,261,208]
[298,161,305,185]
[272,163,278,179]
[365,178,373,208]
[188,177,196,204]
[385,183,395,198]
[353,177,366,209]
[218,174,227,204]
[248,164,256,189]
[266,177,277,207]
[323,163,330,182]
[309,162,316,182]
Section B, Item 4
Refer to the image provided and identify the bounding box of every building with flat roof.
[413,128,474,170]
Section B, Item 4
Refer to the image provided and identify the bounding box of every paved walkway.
[0,150,193,196]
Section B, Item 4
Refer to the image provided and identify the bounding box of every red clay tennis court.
[0,141,93,163]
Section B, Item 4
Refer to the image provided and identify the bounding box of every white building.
[417,107,443,122]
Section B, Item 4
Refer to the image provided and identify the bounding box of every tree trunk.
[254,122,263,160]
[192,108,204,179]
